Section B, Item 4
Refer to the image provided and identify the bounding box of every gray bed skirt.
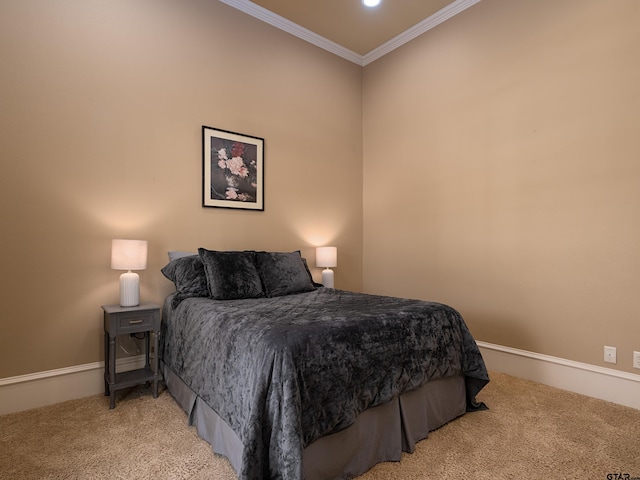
[161,361,466,479]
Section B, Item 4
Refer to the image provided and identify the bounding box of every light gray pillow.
[168,251,195,261]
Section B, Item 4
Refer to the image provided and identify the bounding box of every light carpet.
[1,372,639,479]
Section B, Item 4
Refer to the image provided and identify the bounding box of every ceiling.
[219,0,480,65]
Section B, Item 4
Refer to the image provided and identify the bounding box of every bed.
[160,249,489,480]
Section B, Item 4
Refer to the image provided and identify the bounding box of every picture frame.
[202,125,264,210]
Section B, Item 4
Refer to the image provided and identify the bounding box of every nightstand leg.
[152,329,160,398]
[144,330,151,369]
[109,335,116,409]
[104,332,109,396]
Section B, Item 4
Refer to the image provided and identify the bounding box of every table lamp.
[316,246,337,288]
[111,239,147,307]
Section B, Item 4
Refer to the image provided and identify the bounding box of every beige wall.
[0,0,363,378]
[363,0,640,373]
[3,0,639,382]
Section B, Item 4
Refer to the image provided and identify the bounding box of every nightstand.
[102,302,161,409]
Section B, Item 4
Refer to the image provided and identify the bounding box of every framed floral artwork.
[202,125,264,210]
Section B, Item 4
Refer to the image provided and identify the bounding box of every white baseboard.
[2,344,639,416]
[477,341,640,410]
[0,355,146,416]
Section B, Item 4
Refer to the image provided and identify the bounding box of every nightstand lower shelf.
[105,367,155,392]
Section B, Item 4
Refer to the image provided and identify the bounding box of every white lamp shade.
[111,239,148,271]
[316,246,337,268]
[111,239,147,307]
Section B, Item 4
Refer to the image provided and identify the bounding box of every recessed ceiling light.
[363,0,381,7]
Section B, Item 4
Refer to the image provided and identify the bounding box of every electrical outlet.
[604,346,617,364]
[633,351,640,369]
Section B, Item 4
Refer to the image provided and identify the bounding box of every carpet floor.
[1,372,639,479]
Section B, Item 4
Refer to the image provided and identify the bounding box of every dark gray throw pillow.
[255,251,316,297]
[198,248,265,300]
[161,255,210,307]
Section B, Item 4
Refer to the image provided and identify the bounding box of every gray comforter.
[161,288,488,480]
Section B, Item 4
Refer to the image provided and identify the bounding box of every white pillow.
[168,251,196,261]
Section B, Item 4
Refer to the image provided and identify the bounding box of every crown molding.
[219,0,481,67]
[218,0,363,64]
[362,0,482,65]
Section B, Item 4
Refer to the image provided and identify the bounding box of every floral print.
[210,139,258,202]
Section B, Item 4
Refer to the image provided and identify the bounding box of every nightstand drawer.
[116,310,155,332]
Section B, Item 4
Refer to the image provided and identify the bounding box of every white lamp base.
[321,268,335,289]
[119,271,140,307]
